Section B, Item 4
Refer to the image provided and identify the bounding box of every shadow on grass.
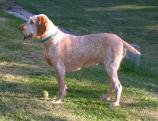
[120,60,158,94]
[122,99,158,108]
[1,57,158,99]
[1,78,157,121]
[0,80,68,121]
[0,98,67,121]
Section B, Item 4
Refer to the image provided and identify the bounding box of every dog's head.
[19,14,52,40]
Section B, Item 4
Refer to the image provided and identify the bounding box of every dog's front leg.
[52,63,67,104]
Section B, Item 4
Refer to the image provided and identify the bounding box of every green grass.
[0,0,158,120]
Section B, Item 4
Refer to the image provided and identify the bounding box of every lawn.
[0,0,158,121]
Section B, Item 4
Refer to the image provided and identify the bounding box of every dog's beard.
[23,34,33,40]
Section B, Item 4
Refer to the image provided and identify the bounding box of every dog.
[19,14,140,106]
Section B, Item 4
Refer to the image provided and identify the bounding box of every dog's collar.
[40,31,58,43]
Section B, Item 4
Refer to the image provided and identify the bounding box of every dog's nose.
[19,24,25,31]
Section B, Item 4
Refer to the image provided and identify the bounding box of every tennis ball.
[42,90,49,98]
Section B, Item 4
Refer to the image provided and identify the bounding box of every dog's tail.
[123,41,141,55]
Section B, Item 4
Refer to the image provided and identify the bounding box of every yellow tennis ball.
[42,90,49,98]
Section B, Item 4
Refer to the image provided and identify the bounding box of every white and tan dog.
[19,14,140,106]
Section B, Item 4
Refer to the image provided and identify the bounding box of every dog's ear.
[35,16,48,38]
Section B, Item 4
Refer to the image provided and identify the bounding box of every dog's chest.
[43,43,55,66]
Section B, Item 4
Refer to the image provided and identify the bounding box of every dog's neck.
[49,26,58,36]
[43,24,59,39]
[41,24,66,44]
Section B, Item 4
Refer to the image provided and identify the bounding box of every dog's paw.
[100,95,111,101]
[51,99,62,104]
[51,97,62,104]
[110,101,120,107]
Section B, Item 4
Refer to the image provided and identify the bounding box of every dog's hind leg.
[107,69,122,106]
[100,75,114,101]
[102,48,123,106]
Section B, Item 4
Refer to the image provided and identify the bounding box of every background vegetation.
[0,0,158,120]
